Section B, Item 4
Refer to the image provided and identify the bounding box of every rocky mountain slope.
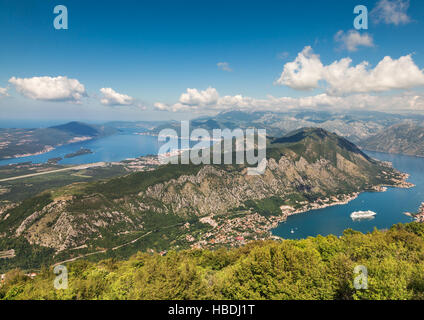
[0,128,409,271]
[151,110,424,143]
[360,122,424,157]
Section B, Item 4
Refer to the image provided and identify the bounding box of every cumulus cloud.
[371,0,411,25]
[153,87,219,112]
[8,76,86,102]
[276,46,424,95]
[100,87,134,106]
[334,30,374,52]
[154,87,249,112]
[217,62,233,72]
[0,87,8,97]
[179,87,219,106]
[275,46,323,90]
[154,86,424,114]
[153,102,170,111]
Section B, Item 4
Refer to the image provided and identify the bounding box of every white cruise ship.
[350,210,377,220]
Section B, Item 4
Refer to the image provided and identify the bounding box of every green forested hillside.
[0,128,409,272]
[2,223,424,300]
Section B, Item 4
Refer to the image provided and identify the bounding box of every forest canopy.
[2,223,424,300]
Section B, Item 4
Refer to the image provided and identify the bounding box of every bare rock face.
[12,196,145,252]
[360,121,424,157]
[140,152,380,218]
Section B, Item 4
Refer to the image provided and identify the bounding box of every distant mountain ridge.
[360,122,424,157]
[150,109,424,143]
[49,121,101,136]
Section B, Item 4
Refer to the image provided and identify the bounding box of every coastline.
[362,147,424,159]
[192,182,411,250]
[136,132,222,142]
[278,173,414,223]
[404,202,424,222]
[11,145,55,159]
[0,137,94,161]
[267,171,415,239]
[186,156,416,249]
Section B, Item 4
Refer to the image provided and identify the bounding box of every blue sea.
[272,151,424,239]
[0,132,161,165]
[0,127,212,166]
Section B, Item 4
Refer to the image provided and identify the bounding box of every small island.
[64,148,93,159]
[47,157,62,164]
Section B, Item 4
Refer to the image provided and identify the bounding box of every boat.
[350,210,377,220]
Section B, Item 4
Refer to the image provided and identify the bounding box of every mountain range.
[360,121,424,157]
[0,128,408,271]
[150,109,424,143]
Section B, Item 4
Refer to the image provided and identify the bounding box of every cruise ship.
[350,210,377,220]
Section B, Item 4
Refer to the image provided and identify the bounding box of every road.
[0,162,106,182]
[51,222,184,267]
[52,231,153,267]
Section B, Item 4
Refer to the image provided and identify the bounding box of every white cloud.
[8,76,86,102]
[276,46,424,95]
[154,86,424,114]
[152,88,313,112]
[0,87,8,97]
[179,87,219,106]
[154,87,223,112]
[100,87,134,106]
[154,87,249,112]
[334,30,374,52]
[274,46,323,90]
[217,62,233,72]
[153,102,170,111]
[371,0,411,25]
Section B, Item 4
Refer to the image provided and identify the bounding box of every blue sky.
[0,0,424,122]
